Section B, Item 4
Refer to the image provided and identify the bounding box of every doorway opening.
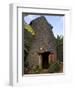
[41,52,50,69]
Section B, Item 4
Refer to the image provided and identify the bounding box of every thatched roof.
[29,16,56,53]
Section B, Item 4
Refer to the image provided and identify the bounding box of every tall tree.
[56,35,63,62]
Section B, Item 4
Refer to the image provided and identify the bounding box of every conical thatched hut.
[26,16,57,69]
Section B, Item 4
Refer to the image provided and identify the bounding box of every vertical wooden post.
[48,53,55,63]
[48,54,51,63]
[52,53,54,62]
[39,55,42,69]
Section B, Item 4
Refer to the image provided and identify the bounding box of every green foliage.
[48,61,60,73]
[24,23,35,53]
[55,35,63,62]
[55,35,63,45]
[24,24,35,35]
[24,61,31,74]
[31,65,41,74]
[24,24,36,67]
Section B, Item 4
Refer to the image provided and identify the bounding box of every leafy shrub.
[31,65,41,74]
[48,61,60,73]
[24,61,30,74]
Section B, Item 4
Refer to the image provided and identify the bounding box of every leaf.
[24,24,35,35]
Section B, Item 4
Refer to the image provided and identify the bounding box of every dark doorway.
[42,52,50,69]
